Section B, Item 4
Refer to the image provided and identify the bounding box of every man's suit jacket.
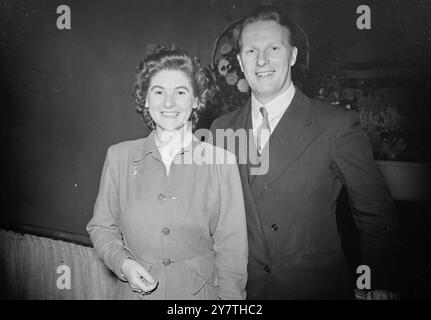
[210,87,398,299]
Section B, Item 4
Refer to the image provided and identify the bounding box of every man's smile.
[255,71,275,79]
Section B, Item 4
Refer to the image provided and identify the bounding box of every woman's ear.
[192,98,199,109]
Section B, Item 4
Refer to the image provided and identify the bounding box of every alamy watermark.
[140,125,270,176]
[56,264,71,290]
[56,5,71,30]
[56,4,372,31]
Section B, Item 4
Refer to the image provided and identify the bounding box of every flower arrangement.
[358,105,407,160]
[316,71,410,160]
[204,36,250,120]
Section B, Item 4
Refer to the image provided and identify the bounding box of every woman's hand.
[121,259,158,295]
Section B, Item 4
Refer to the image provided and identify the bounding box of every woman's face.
[147,69,197,132]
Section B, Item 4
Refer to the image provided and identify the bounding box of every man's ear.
[290,47,298,67]
[237,54,244,73]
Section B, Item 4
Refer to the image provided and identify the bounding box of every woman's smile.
[160,111,181,117]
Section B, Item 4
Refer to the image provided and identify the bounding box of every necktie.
[257,106,271,156]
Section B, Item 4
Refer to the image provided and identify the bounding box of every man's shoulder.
[306,95,358,127]
[210,108,241,130]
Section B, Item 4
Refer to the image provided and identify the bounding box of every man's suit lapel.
[251,88,326,198]
[228,99,253,187]
[226,100,270,242]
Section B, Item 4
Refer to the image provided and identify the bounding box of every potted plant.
[357,104,429,202]
[316,69,430,202]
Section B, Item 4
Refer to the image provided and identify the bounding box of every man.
[210,6,399,299]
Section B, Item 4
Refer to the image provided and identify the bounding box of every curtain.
[0,229,119,300]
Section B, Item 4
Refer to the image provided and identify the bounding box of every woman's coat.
[87,131,248,300]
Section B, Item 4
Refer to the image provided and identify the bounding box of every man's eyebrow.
[267,41,283,46]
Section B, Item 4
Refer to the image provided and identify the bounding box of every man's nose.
[164,93,175,108]
[256,50,268,67]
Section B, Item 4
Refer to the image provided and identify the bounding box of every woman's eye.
[154,90,162,95]
[272,46,280,51]
[177,91,187,95]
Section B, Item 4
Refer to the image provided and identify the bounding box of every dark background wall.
[2,0,431,242]
[1,0,264,238]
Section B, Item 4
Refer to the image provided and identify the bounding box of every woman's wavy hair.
[133,45,209,131]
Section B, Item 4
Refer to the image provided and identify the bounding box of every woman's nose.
[164,93,175,108]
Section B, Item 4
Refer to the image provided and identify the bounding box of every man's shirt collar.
[251,82,296,121]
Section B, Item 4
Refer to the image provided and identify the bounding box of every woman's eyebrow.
[175,86,190,91]
[150,85,164,91]
[150,85,189,91]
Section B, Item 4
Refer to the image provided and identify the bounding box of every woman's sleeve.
[86,145,134,281]
[213,153,248,300]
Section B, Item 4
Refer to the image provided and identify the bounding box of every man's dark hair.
[233,5,299,50]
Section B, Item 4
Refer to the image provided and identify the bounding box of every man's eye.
[177,91,186,95]
[272,46,280,51]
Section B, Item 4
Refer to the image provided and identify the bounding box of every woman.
[86,46,248,300]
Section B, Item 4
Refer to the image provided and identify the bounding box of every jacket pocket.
[183,252,218,296]
[296,250,337,271]
[299,250,336,259]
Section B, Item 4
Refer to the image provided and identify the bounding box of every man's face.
[237,20,297,104]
